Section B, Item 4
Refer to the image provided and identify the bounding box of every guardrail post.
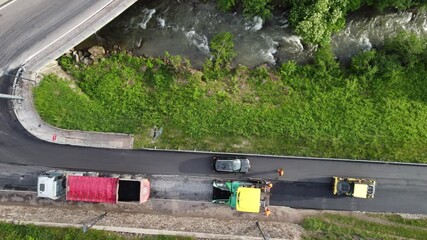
[82,212,107,233]
[256,221,269,240]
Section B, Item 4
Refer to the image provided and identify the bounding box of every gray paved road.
[0,0,114,75]
[0,1,426,214]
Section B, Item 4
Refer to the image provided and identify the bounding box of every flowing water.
[333,10,427,62]
[91,0,427,67]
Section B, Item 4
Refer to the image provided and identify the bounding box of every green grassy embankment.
[34,32,427,162]
[0,222,193,240]
[302,213,427,240]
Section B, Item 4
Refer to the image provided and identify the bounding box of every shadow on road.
[270,180,335,206]
[178,157,213,174]
[242,171,277,179]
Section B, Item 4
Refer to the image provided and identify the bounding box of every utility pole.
[82,212,107,233]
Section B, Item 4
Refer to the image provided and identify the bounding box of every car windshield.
[232,159,242,171]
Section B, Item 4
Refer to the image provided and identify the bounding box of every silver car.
[212,156,251,173]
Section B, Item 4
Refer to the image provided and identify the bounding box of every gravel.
[0,205,305,239]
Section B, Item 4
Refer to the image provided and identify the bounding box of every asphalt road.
[0,1,426,214]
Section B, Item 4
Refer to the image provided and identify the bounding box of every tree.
[289,0,355,46]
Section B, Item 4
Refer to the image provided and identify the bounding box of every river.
[81,0,427,67]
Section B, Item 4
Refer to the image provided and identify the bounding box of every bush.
[384,31,427,66]
[58,56,74,72]
[242,0,272,20]
[218,0,236,11]
[203,32,236,80]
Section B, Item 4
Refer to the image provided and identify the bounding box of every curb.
[137,148,427,167]
[11,70,134,149]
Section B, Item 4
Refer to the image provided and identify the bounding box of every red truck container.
[66,175,150,204]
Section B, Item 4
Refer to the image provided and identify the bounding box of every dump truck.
[333,176,376,199]
[212,178,272,215]
[37,170,150,204]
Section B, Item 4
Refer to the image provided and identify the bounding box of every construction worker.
[265,207,271,217]
[277,168,284,176]
[266,182,273,189]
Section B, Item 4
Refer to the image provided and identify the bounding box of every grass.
[374,214,427,228]
[302,213,427,240]
[33,33,427,162]
[0,221,193,240]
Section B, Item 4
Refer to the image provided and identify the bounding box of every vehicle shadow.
[270,179,336,207]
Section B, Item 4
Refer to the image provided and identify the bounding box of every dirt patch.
[37,60,73,82]
[37,60,84,93]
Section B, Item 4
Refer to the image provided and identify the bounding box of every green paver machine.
[212,178,272,215]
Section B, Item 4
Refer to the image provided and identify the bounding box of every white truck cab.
[37,171,66,199]
[37,170,89,199]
